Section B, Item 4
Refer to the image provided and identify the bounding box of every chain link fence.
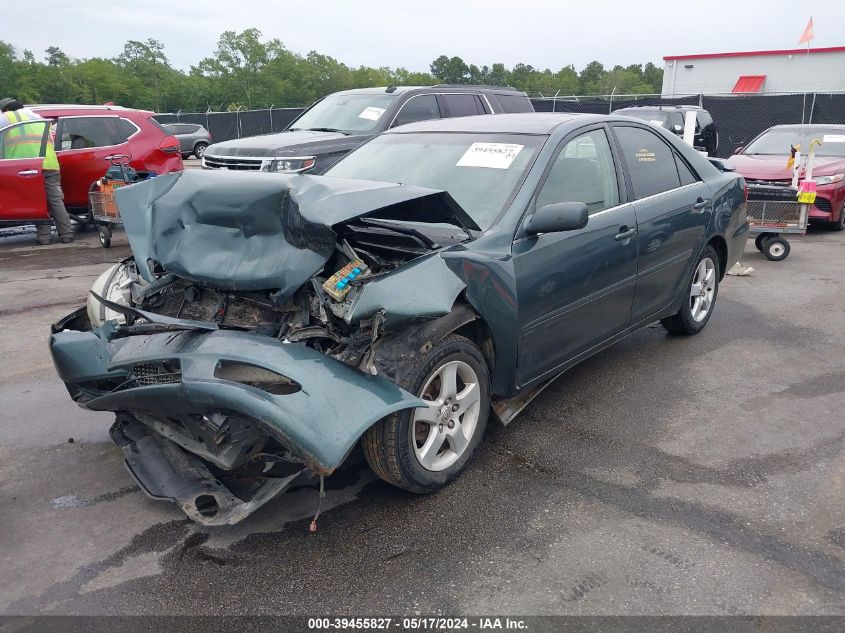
[531,92,845,158]
[156,93,845,160]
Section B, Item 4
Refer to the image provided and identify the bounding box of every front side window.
[58,117,124,150]
[392,94,441,128]
[613,125,682,199]
[288,93,399,134]
[536,129,619,214]
[326,132,544,230]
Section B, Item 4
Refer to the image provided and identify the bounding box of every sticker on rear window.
[358,107,386,121]
[636,148,656,162]
[456,143,524,169]
[822,134,845,143]
[649,120,664,127]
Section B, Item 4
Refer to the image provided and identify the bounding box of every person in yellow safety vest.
[0,98,73,245]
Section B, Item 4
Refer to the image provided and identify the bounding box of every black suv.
[202,85,534,174]
[615,105,718,156]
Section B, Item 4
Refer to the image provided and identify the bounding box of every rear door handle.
[693,197,712,211]
[615,226,636,241]
[18,169,39,177]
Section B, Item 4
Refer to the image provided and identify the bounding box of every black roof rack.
[432,84,521,92]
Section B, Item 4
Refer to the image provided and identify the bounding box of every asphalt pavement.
[0,226,843,615]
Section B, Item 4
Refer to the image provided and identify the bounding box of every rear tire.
[661,245,720,335]
[362,334,490,494]
[98,225,112,248]
[194,142,209,159]
[754,234,769,252]
[763,236,790,261]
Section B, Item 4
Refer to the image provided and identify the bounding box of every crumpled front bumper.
[49,316,424,474]
[49,311,425,523]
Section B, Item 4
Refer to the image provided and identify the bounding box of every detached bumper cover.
[49,325,425,474]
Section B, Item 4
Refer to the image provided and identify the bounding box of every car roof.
[330,85,526,97]
[30,104,153,115]
[767,124,845,130]
[617,105,704,111]
[386,112,602,135]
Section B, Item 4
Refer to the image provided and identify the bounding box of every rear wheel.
[661,245,720,335]
[98,225,112,248]
[763,236,790,261]
[362,334,490,493]
[754,234,770,252]
[194,142,209,159]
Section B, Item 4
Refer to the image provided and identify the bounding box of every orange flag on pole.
[798,17,814,45]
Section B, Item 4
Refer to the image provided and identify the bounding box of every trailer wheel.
[98,225,112,248]
[763,236,790,261]
[754,234,770,252]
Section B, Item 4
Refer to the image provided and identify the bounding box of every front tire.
[827,208,845,232]
[661,245,720,335]
[194,142,209,159]
[763,236,790,261]
[362,334,490,493]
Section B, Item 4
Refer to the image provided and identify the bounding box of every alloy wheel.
[690,257,716,322]
[411,360,481,472]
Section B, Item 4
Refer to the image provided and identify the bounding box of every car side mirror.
[525,202,589,235]
[733,146,744,155]
[672,124,684,134]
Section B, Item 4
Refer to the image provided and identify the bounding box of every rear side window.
[57,117,124,150]
[675,155,698,186]
[613,125,681,199]
[495,94,533,113]
[117,118,139,142]
[392,94,441,128]
[443,94,484,118]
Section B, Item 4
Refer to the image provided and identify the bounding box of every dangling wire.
[309,475,326,533]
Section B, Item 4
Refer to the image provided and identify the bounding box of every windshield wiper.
[302,127,349,135]
[357,218,440,249]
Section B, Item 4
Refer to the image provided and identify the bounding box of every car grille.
[745,178,792,187]
[814,197,832,212]
[132,361,182,386]
[203,154,264,171]
[157,281,283,331]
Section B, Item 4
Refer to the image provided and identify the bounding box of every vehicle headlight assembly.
[811,173,844,186]
[263,156,316,173]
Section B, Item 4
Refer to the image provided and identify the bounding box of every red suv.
[0,104,183,224]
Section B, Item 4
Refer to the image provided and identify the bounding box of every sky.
[2,0,843,72]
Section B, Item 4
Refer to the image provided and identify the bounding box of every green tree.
[430,55,469,83]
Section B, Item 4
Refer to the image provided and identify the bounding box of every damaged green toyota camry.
[49,113,748,525]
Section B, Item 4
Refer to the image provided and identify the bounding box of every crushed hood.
[114,170,478,297]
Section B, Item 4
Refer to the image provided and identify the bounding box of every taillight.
[160,136,180,153]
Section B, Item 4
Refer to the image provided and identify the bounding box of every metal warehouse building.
[662,46,845,95]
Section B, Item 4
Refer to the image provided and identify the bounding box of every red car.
[0,104,182,224]
[730,124,845,230]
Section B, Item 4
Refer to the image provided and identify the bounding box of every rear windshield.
[743,128,845,157]
[619,110,670,127]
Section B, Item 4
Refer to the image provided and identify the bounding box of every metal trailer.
[746,188,809,261]
[88,155,133,248]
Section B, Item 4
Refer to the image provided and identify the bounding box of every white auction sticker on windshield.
[823,134,845,143]
[456,143,524,169]
[358,106,386,121]
[648,120,664,127]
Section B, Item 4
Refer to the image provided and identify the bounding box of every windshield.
[621,110,669,127]
[744,128,845,157]
[326,132,545,231]
[288,93,399,134]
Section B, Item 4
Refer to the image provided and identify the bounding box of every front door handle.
[615,226,636,241]
[18,169,39,177]
[693,197,712,211]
